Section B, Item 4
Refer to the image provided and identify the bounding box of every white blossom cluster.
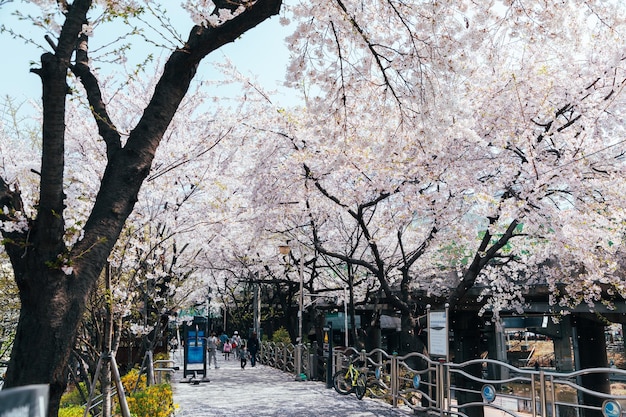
[182,0,247,27]
[3,0,626,338]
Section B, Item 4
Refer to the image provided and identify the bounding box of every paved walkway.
[170,350,413,417]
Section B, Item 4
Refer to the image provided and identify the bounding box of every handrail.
[259,341,625,417]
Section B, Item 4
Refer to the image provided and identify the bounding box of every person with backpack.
[231,331,242,359]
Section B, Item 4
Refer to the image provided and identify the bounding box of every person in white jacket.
[231,331,242,360]
[207,331,220,369]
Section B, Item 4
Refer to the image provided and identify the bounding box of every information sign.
[428,310,448,358]
[481,384,496,403]
[603,400,622,417]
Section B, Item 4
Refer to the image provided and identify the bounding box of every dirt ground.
[507,339,626,368]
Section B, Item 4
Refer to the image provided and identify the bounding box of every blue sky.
[0,2,296,108]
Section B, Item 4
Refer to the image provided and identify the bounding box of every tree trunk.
[5,264,95,416]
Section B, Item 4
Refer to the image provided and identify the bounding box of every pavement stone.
[170,350,413,417]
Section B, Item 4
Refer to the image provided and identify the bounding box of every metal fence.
[259,342,626,417]
[259,342,308,376]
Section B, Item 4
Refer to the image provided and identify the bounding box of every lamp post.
[344,287,349,347]
[279,243,305,380]
[206,287,212,335]
[253,272,261,337]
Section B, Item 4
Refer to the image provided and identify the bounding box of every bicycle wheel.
[333,370,352,395]
[355,372,367,400]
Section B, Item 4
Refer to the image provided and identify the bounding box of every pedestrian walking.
[239,346,250,369]
[207,331,220,369]
[223,339,232,360]
[248,331,259,367]
[219,330,228,350]
[231,331,242,359]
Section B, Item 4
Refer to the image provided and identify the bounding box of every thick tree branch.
[72,33,122,159]
[447,217,521,310]
[71,0,283,278]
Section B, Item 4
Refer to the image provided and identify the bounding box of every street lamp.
[206,287,212,335]
[252,272,261,337]
[279,243,305,380]
[344,287,349,347]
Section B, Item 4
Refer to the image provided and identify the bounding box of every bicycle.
[333,355,367,400]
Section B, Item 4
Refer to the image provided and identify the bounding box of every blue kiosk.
[182,317,209,383]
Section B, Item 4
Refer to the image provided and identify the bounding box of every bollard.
[325,322,333,388]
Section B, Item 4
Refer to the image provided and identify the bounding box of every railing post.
[442,360,451,417]
[391,352,398,408]
[272,343,277,368]
[549,373,556,417]
[539,370,548,417]
[531,371,537,417]
[259,341,264,364]
[295,343,302,377]
[435,361,440,412]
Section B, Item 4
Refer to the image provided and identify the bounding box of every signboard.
[323,327,330,354]
[0,384,49,417]
[428,310,449,358]
[186,330,205,364]
[603,400,622,417]
[325,313,361,330]
[413,374,421,389]
[481,384,496,403]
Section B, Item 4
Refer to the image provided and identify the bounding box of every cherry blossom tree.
[228,6,626,404]
[266,0,626,324]
[3,2,626,416]
[210,3,624,414]
[0,1,282,415]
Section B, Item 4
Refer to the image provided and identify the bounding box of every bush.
[271,327,292,344]
[58,405,85,417]
[121,368,147,393]
[60,382,90,407]
[118,367,175,417]
[125,384,174,417]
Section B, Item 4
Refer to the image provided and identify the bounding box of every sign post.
[428,304,449,361]
[324,322,333,389]
[182,320,209,383]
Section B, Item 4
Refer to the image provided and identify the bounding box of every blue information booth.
[183,325,208,381]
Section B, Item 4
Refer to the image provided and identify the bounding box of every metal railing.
[259,341,626,417]
[259,341,311,376]
[82,357,177,417]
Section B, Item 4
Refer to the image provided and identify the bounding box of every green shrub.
[271,327,292,343]
[125,383,174,417]
[58,405,85,417]
[61,382,90,407]
[121,367,147,393]
[117,368,175,417]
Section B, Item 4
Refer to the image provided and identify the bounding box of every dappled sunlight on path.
[170,349,411,417]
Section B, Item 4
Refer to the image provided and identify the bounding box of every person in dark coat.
[248,332,260,367]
